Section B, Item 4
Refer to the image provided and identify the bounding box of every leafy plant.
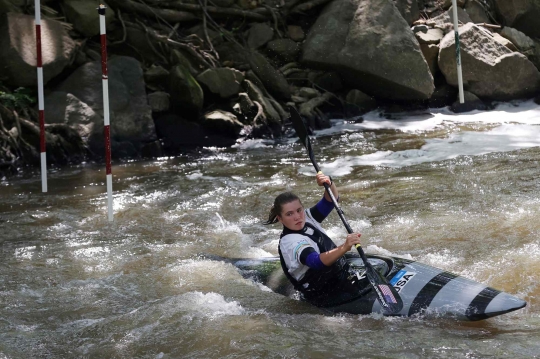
[0,87,36,110]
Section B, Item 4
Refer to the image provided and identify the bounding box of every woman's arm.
[319,233,362,266]
[316,172,338,202]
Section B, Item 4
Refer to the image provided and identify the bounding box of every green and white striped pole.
[452,0,465,103]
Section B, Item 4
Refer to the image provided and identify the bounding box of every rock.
[246,51,291,99]
[148,92,170,112]
[196,68,245,98]
[0,0,21,14]
[431,6,473,32]
[420,43,439,77]
[494,0,540,38]
[492,33,518,52]
[153,114,237,150]
[43,91,102,146]
[247,23,274,49]
[236,92,258,124]
[169,63,204,120]
[415,28,444,44]
[412,25,429,34]
[451,91,487,113]
[266,39,301,63]
[344,89,377,117]
[302,0,434,101]
[144,66,170,91]
[438,23,540,100]
[428,83,458,108]
[202,110,244,137]
[393,0,420,25]
[288,25,305,42]
[464,0,490,24]
[140,140,162,158]
[298,87,319,99]
[63,0,115,37]
[500,27,535,52]
[309,72,343,92]
[56,56,157,154]
[443,0,466,9]
[0,13,76,87]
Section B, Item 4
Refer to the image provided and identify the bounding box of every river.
[1,101,539,358]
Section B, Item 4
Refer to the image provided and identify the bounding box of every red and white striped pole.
[35,0,47,192]
[98,4,113,222]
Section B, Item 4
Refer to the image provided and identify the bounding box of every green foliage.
[0,87,36,110]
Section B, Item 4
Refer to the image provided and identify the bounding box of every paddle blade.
[288,106,310,149]
[366,265,404,315]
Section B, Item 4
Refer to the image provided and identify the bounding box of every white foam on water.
[318,100,540,136]
[300,124,540,176]
[232,139,274,149]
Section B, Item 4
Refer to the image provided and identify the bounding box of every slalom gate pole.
[35,0,47,192]
[98,4,113,222]
[452,0,465,103]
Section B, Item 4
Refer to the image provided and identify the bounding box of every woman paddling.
[264,172,365,307]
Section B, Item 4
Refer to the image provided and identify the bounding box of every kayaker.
[264,172,364,306]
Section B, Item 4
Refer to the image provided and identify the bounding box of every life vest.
[278,222,360,307]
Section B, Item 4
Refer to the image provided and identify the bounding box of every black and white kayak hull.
[227,254,526,321]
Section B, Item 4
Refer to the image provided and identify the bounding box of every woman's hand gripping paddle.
[288,106,403,315]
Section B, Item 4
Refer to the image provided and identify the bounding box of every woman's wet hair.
[263,192,302,225]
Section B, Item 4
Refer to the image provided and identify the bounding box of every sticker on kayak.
[390,270,417,293]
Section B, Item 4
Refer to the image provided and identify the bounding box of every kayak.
[220,253,526,320]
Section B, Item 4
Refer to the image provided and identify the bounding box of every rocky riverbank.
[1,0,540,177]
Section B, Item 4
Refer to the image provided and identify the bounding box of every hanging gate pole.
[98,4,113,222]
[452,0,465,103]
[35,0,47,192]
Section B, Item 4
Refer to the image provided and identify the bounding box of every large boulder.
[393,0,419,25]
[169,63,204,120]
[246,51,291,99]
[63,0,115,37]
[55,56,157,154]
[439,23,540,100]
[301,0,434,101]
[196,68,245,98]
[0,13,76,87]
[495,0,540,38]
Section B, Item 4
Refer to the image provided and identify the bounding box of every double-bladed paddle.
[288,106,403,315]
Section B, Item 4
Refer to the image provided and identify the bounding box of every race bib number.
[390,270,416,293]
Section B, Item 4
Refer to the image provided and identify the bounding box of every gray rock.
[494,0,540,38]
[393,0,420,25]
[344,89,377,117]
[464,0,490,24]
[500,27,535,52]
[203,110,244,138]
[56,56,157,153]
[267,39,301,63]
[0,13,76,87]
[412,25,429,34]
[63,0,115,37]
[298,87,320,99]
[430,6,473,32]
[451,91,487,113]
[0,0,21,14]
[169,64,204,120]
[246,51,291,99]
[197,68,245,98]
[420,43,440,77]
[415,28,444,44]
[247,23,274,49]
[439,23,540,100]
[302,0,434,100]
[148,92,170,112]
[492,33,518,52]
[443,0,466,9]
[288,25,305,42]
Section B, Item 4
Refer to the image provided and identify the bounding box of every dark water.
[1,102,540,358]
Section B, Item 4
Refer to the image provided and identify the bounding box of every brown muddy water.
[1,101,540,358]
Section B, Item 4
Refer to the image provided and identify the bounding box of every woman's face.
[277,199,305,231]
